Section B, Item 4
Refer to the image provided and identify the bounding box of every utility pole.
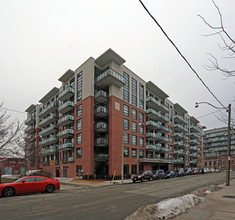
[226,103,231,186]
[121,132,124,184]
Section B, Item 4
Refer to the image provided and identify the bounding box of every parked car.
[165,171,175,179]
[184,168,192,176]
[0,176,60,197]
[175,169,185,177]
[210,168,216,173]
[204,168,211,173]
[198,168,204,174]
[192,168,199,175]
[132,171,153,183]
[152,170,165,180]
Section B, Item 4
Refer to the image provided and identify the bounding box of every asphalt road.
[0,172,231,220]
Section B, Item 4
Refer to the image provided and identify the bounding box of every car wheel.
[133,180,136,183]
[3,187,15,197]
[46,184,55,193]
[141,177,144,182]
[150,177,153,181]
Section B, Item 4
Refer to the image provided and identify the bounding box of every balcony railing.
[95,69,125,88]
[94,154,109,161]
[190,152,197,157]
[95,122,108,132]
[174,132,184,140]
[174,124,188,133]
[58,101,74,114]
[39,102,57,118]
[95,106,108,117]
[95,138,108,146]
[174,158,184,164]
[146,108,169,123]
[94,90,108,103]
[190,133,200,139]
[58,115,74,126]
[174,149,185,155]
[25,125,35,133]
[190,125,201,133]
[190,146,198,151]
[58,129,74,139]
[174,115,188,125]
[39,136,57,146]
[146,144,161,151]
[58,142,74,150]
[190,139,200,146]
[39,125,57,137]
[68,157,74,163]
[146,121,169,133]
[41,146,57,155]
[146,96,169,114]
[174,141,185,148]
[25,115,35,125]
[39,114,58,127]
[58,87,75,101]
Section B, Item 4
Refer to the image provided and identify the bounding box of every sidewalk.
[174,179,235,220]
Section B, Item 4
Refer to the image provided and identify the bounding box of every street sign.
[50,160,54,166]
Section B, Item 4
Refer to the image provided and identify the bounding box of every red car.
[0,176,60,197]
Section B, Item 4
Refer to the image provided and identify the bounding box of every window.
[77,71,83,102]
[76,148,82,158]
[139,83,144,110]
[131,108,137,120]
[124,164,129,175]
[123,119,129,130]
[124,147,129,158]
[139,125,144,135]
[77,104,82,116]
[131,165,137,174]
[76,119,82,130]
[76,133,82,145]
[131,78,137,106]
[76,165,82,175]
[139,137,144,146]
[131,122,137,133]
[70,78,75,88]
[131,135,137,146]
[25,177,36,182]
[123,133,129,144]
[139,164,144,172]
[123,104,129,116]
[123,72,129,102]
[139,149,144,158]
[36,177,46,182]
[132,148,137,158]
[139,112,144,122]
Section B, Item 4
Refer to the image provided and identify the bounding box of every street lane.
[0,172,232,220]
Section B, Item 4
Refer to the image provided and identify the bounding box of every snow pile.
[125,194,204,220]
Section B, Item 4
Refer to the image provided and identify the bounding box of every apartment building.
[25,48,203,178]
[204,127,235,171]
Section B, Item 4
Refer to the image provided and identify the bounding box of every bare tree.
[0,103,25,182]
[198,0,235,79]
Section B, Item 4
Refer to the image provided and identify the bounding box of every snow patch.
[125,194,204,220]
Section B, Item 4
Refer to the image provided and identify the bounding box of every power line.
[138,0,227,110]
[197,110,222,119]
[0,106,26,115]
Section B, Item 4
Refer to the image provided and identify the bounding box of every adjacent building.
[25,48,204,178]
[204,127,235,171]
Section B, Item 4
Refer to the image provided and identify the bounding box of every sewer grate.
[222,195,235,199]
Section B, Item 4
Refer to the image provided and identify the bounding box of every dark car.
[131,171,153,183]
[165,171,175,179]
[184,168,192,176]
[175,169,185,177]
[152,169,165,180]
[0,176,60,197]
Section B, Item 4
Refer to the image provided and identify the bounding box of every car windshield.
[14,177,25,183]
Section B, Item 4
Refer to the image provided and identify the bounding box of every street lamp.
[195,101,231,186]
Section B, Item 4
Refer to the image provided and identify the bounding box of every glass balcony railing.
[58,101,74,113]
[58,87,75,101]
[58,115,74,126]
[174,124,188,133]
[25,115,35,125]
[39,102,57,117]
[190,133,200,139]
[39,125,57,137]
[174,149,185,155]
[146,108,169,123]
[174,132,184,139]
[174,115,188,125]
[146,96,169,113]
[190,146,198,151]
[146,121,169,133]
[190,140,200,146]
[190,152,197,157]
[39,114,57,127]
[68,157,74,162]
[174,141,184,147]
[174,158,184,163]
[58,142,74,150]
[58,129,74,138]
[94,154,109,161]
[25,125,35,133]
[41,146,57,155]
[146,144,161,151]
[95,138,108,146]
[39,136,57,146]
[190,125,201,133]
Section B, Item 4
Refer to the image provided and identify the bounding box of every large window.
[76,148,82,158]
[77,71,83,102]
[139,149,144,158]
[139,137,144,146]
[123,104,129,117]
[123,119,129,130]
[123,133,129,144]
[76,119,82,130]
[77,104,82,116]
[131,122,137,133]
[123,72,129,103]
[132,148,137,158]
[131,165,137,174]
[131,108,137,120]
[139,112,144,122]
[131,78,137,106]
[76,133,82,145]
[131,135,137,146]
[124,147,129,158]
[139,125,144,135]
[139,83,144,110]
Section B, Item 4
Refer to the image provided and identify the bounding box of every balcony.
[95,69,125,88]
[58,142,74,150]
[95,90,108,103]
[190,133,200,140]
[174,132,184,140]
[174,149,185,155]
[139,157,172,164]
[94,154,109,161]
[95,138,108,147]
[58,101,74,114]
[190,146,198,151]
[58,86,75,102]
[174,124,188,133]
[58,115,74,126]
[68,157,74,163]
[174,141,185,148]
[146,144,161,151]
[41,146,57,155]
[190,125,201,133]
[39,136,58,146]
[174,158,184,164]
[25,125,35,134]
[146,108,169,123]
[58,129,74,139]
[146,133,169,143]
[39,114,58,128]
[39,102,58,118]
[95,122,108,132]
[190,152,197,157]
[95,106,108,118]
[39,125,58,137]
[190,159,198,164]
[146,96,169,114]
[174,115,188,125]
[25,115,35,125]
[146,121,169,133]
[190,140,200,146]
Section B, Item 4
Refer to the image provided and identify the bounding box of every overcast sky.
[1,0,234,129]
